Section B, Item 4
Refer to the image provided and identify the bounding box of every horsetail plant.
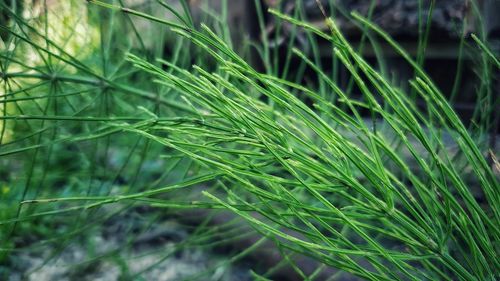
[1,0,498,280]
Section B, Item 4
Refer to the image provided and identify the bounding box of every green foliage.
[1,0,498,280]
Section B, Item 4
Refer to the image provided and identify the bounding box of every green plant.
[1,0,498,280]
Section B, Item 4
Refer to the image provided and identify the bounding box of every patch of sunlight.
[22,0,100,66]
